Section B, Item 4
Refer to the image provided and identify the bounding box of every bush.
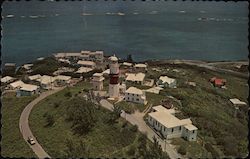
[205,143,220,158]
[45,113,55,127]
[54,102,60,108]
[64,91,72,98]
[126,145,136,156]
[129,125,138,132]
[178,145,187,155]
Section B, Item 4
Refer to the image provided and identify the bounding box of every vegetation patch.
[1,95,37,158]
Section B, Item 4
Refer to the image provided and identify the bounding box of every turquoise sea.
[1,1,248,65]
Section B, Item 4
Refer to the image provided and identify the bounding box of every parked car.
[27,136,35,145]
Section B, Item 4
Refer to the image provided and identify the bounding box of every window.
[137,94,139,97]
[136,98,139,101]
[172,128,174,132]
[164,127,165,131]
[179,126,181,131]
[193,130,195,133]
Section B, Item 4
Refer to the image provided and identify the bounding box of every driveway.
[99,99,183,159]
[19,87,65,158]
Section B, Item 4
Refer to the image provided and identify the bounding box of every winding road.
[19,87,65,158]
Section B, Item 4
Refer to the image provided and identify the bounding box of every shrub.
[64,91,72,98]
[129,125,138,132]
[126,145,136,156]
[45,113,55,127]
[54,102,60,108]
[205,143,220,158]
[178,145,187,155]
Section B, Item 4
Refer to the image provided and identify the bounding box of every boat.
[6,14,14,18]
[149,11,158,14]
[82,13,93,16]
[29,15,39,18]
[200,10,206,13]
[55,14,59,16]
[179,10,186,13]
[209,18,215,21]
[117,12,125,16]
[133,12,139,15]
[20,15,26,18]
[106,12,111,15]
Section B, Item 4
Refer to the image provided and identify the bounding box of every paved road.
[99,99,183,159]
[170,60,248,79]
[19,87,65,158]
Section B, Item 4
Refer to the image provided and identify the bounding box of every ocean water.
[1,1,248,66]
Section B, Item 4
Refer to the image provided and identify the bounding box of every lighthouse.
[108,55,119,99]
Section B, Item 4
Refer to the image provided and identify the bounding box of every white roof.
[76,67,93,73]
[149,106,195,128]
[37,75,56,84]
[126,73,145,82]
[55,75,71,81]
[58,59,70,64]
[28,74,41,81]
[230,98,247,105]
[123,62,133,66]
[77,60,96,66]
[134,63,147,68]
[1,76,14,83]
[102,69,110,74]
[152,105,175,114]
[54,53,81,58]
[10,80,25,88]
[20,84,39,92]
[109,55,118,61]
[126,87,144,95]
[23,64,33,69]
[93,73,103,77]
[184,124,198,131]
[159,76,176,84]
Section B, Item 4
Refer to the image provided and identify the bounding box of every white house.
[77,60,96,69]
[1,76,15,84]
[17,84,39,97]
[36,75,56,90]
[75,67,93,74]
[9,80,25,90]
[125,87,147,105]
[54,51,104,63]
[92,73,105,90]
[134,63,147,72]
[125,73,145,85]
[55,75,72,86]
[28,74,42,81]
[148,105,198,141]
[122,62,133,68]
[157,76,177,88]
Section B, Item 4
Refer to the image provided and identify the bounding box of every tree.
[45,113,55,127]
[178,144,187,155]
[135,133,148,159]
[127,54,133,63]
[66,98,96,135]
[105,104,122,124]
[64,138,90,158]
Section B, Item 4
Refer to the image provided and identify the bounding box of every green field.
[29,81,144,158]
[1,93,36,158]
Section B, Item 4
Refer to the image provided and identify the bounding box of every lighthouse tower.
[108,55,119,98]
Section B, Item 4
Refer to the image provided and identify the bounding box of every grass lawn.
[117,101,145,113]
[29,81,139,158]
[171,138,211,158]
[1,93,37,158]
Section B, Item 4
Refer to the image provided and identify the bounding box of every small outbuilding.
[1,76,15,84]
[125,73,145,85]
[92,73,105,91]
[17,84,39,97]
[77,60,96,69]
[210,77,226,88]
[125,87,147,105]
[157,76,177,88]
[9,80,25,90]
